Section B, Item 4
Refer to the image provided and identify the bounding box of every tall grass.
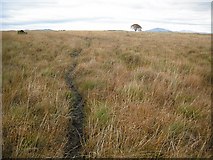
[3,31,74,157]
[2,31,211,158]
[72,32,211,158]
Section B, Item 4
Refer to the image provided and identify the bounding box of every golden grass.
[2,31,74,157]
[2,31,211,158]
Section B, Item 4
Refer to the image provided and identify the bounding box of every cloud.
[3,17,114,26]
[1,0,211,32]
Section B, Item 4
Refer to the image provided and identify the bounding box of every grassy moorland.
[2,31,211,158]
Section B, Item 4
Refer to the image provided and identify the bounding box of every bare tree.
[131,24,142,32]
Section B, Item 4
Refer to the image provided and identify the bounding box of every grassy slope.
[2,31,211,158]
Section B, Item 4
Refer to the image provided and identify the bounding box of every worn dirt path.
[64,49,85,158]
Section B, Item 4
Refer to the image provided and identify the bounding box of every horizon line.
[0,28,211,34]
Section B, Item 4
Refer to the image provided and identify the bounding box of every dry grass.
[3,31,75,158]
[2,31,211,158]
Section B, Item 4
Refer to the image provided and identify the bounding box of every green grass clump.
[177,104,200,119]
[94,102,111,127]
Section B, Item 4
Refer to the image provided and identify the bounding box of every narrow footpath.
[64,49,85,158]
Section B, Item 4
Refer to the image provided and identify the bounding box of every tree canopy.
[131,24,142,32]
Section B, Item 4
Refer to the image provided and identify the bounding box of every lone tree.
[131,24,142,32]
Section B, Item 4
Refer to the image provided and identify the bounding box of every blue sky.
[1,0,211,32]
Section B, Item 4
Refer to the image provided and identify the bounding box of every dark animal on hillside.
[17,30,27,34]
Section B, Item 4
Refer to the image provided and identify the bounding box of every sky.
[1,0,211,33]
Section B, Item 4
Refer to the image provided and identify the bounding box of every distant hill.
[145,28,172,32]
[107,30,126,32]
[43,29,53,31]
[24,29,54,31]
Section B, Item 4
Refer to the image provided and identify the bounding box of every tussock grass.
[72,32,211,158]
[2,31,211,158]
[3,31,79,158]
